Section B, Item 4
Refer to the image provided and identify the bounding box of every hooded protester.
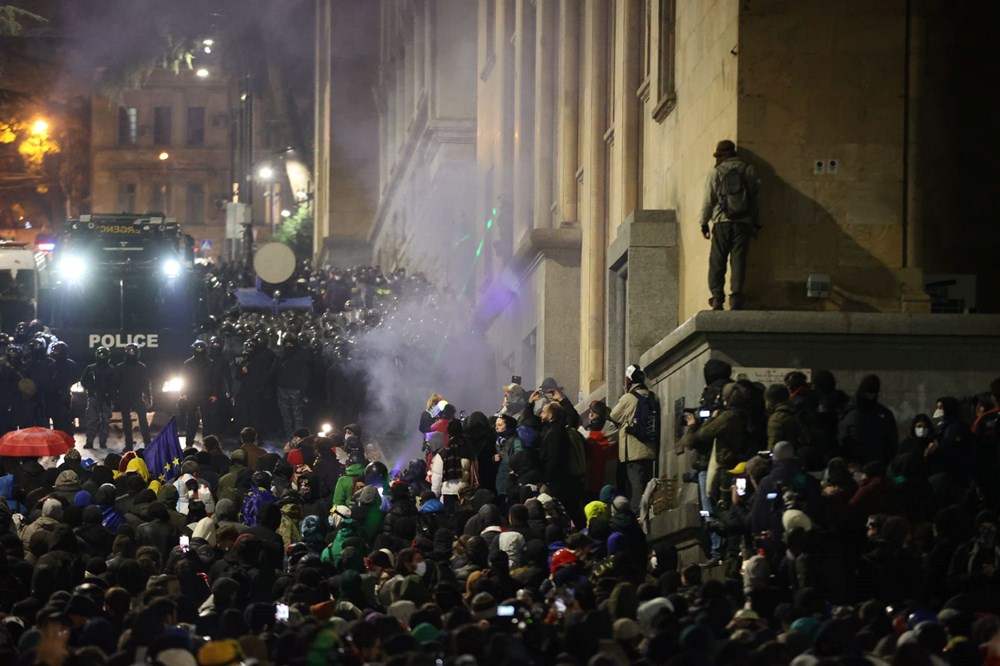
[93,483,125,533]
[313,436,346,500]
[240,472,276,527]
[464,412,497,495]
[380,483,418,551]
[839,374,898,465]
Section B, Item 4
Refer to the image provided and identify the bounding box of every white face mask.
[914,426,928,438]
[933,408,945,420]
[414,561,427,577]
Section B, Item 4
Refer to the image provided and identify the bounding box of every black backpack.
[627,390,661,446]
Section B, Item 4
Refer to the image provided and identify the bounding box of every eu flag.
[146,417,183,483]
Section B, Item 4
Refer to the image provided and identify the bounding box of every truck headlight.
[162,258,181,279]
[58,255,87,282]
[162,376,184,393]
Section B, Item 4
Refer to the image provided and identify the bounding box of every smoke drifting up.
[355,290,497,473]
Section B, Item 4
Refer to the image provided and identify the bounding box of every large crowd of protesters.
[0,356,999,665]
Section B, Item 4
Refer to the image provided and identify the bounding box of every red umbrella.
[0,428,73,457]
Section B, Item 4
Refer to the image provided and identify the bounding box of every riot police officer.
[81,347,115,449]
[24,336,56,427]
[208,335,233,435]
[0,345,32,434]
[180,339,225,447]
[12,321,30,345]
[48,341,80,434]
[115,343,152,451]
[272,332,311,439]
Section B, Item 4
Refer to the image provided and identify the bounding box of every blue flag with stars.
[146,416,183,484]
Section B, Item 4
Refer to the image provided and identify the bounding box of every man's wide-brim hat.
[713,139,736,157]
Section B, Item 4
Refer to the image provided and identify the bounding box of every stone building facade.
[366,0,478,286]
[367,0,1000,546]
[90,68,235,259]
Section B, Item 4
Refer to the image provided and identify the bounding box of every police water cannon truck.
[44,213,205,425]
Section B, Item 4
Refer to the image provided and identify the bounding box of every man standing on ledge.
[700,139,760,311]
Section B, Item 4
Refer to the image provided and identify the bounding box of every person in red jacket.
[584,401,615,496]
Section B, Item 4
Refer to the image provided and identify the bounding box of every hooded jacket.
[332,463,365,509]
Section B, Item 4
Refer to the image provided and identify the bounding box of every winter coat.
[610,386,657,462]
[217,463,249,504]
[466,412,498,494]
[241,443,268,473]
[699,156,759,226]
[749,459,823,539]
[416,499,454,540]
[277,502,302,548]
[680,408,749,471]
[839,399,898,465]
[314,451,346,500]
[431,445,470,498]
[767,403,805,449]
[495,433,523,497]
[540,423,573,494]
[380,496,418,550]
[332,463,365,509]
[114,360,151,397]
[181,354,225,400]
[136,518,180,562]
[272,347,312,392]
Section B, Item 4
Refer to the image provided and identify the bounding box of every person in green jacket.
[331,463,366,511]
[679,382,749,501]
[765,384,806,450]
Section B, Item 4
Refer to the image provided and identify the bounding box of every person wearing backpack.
[699,139,760,311]
[609,365,661,513]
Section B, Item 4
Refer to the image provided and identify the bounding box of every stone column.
[616,0,641,221]
[512,0,537,243]
[555,0,579,227]
[533,0,557,228]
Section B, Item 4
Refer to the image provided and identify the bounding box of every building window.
[186,107,205,146]
[153,107,172,145]
[653,0,676,122]
[151,182,171,214]
[118,182,136,212]
[185,183,205,225]
[118,107,137,146]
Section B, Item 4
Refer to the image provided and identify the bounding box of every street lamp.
[258,166,274,180]
[158,152,170,161]
[195,68,210,78]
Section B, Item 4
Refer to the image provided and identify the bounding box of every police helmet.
[94,346,111,362]
[49,341,69,360]
[124,343,140,359]
[28,336,47,354]
[191,339,208,353]
[5,344,23,364]
[365,460,387,481]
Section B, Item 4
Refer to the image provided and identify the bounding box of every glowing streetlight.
[158,152,170,161]
[30,119,48,136]
[195,68,210,78]
[203,46,212,54]
[280,209,291,218]
[202,38,214,46]
[258,166,274,180]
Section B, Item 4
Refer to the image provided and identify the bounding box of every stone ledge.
[512,228,582,274]
[640,311,1000,370]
